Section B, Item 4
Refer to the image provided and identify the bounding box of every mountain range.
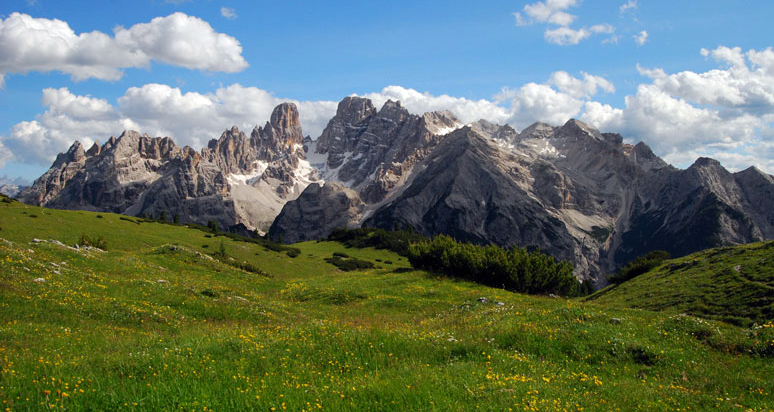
[17,97,774,284]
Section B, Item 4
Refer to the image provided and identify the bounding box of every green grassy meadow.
[0,197,772,411]
[588,241,774,327]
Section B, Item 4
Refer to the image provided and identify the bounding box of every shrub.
[325,255,375,271]
[78,234,108,250]
[200,289,218,298]
[213,240,227,258]
[327,227,428,256]
[407,235,576,296]
[235,261,271,277]
[609,250,671,284]
[119,216,140,224]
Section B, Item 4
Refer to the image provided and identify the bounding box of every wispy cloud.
[619,0,637,14]
[220,7,237,20]
[634,30,648,46]
[514,0,615,46]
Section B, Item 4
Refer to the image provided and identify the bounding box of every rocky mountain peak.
[103,136,117,152]
[690,157,723,169]
[555,119,604,141]
[684,156,745,207]
[53,141,86,167]
[378,99,409,118]
[114,130,141,147]
[268,103,303,144]
[736,166,774,183]
[421,110,462,136]
[518,122,555,140]
[86,141,101,157]
[336,96,377,124]
[313,97,375,157]
[629,141,668,171]
[470,119,518,143]
[205,126,253,174]
[255,103,304,156]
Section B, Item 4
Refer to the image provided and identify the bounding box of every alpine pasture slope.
[588,241,774,327]
[0,195,772,411]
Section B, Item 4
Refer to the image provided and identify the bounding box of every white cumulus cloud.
[548,71,615,98]
[0,12,248,86]
[515,0,579,26]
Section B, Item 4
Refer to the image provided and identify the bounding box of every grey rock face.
[311,98,462,203]
[268,182,364,244]
[274,96,464,243]
[612,157,772,266]
[366,127,577,271]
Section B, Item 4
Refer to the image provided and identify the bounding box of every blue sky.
[2,0,774,183]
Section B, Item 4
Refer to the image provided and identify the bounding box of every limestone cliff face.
[268,182,364,244]
[309,97,462,204]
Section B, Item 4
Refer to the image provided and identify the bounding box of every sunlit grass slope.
[587,241,774,327]
[1,196,772,411]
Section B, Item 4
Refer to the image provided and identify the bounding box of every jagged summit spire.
[335,96,376,123]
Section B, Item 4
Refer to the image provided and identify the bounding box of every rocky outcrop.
[310,97,462,203]
[268,182,364,244]
[274,96,464,242]
[612,157,770,265]
[366,127,577,266]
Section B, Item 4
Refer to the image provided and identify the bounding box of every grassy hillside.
[1,196,773,411]
[587,241,774,327]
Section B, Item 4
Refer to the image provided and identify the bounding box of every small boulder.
[477,297,489,303]
[33,278,46,283]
